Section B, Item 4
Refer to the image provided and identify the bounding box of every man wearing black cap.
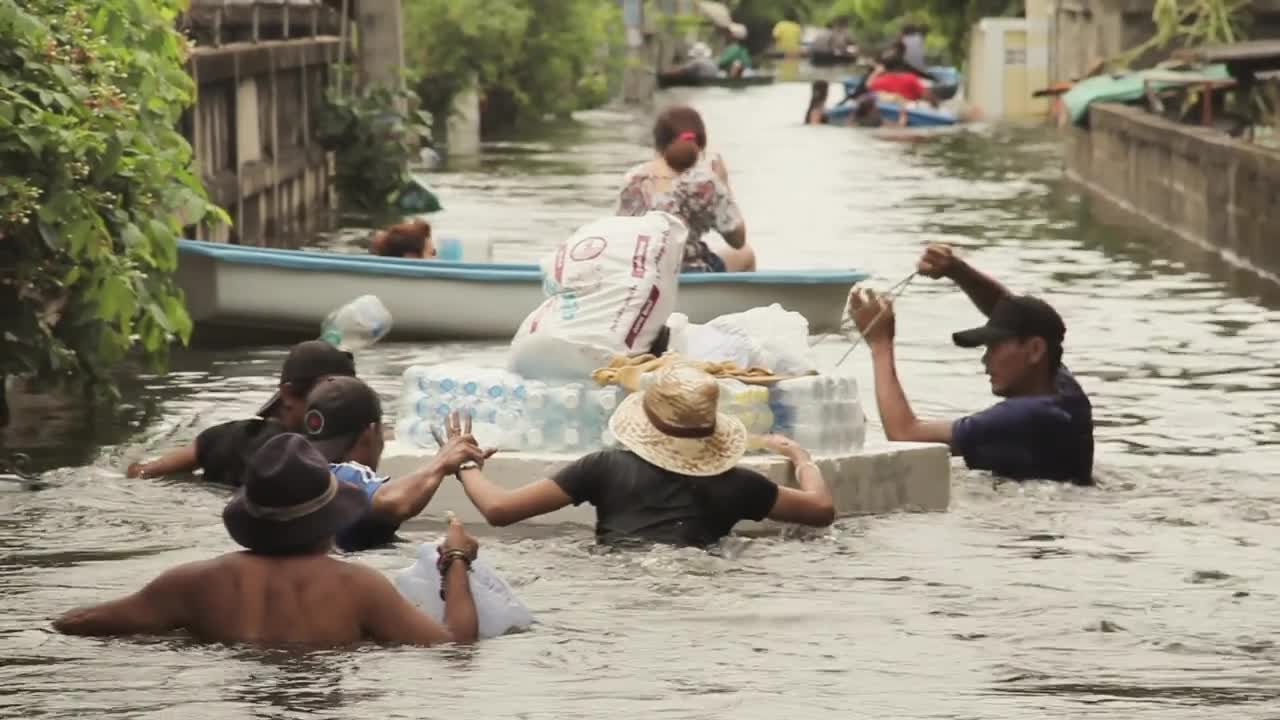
[848,244,1094,483]
[126,340,356,484]
[301,376,493,551]
[56,434,481,646]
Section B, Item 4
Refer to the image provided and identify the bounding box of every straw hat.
[608,364,747,477]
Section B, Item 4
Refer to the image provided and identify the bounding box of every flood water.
[5,82,1280,718]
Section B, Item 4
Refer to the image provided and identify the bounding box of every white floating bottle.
[320,295,393,351]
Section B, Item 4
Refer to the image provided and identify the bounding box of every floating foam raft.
[378,441,952,529]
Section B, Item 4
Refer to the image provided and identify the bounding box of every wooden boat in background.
[656,72,776,89]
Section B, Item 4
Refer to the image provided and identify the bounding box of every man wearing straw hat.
[847,244,1094,484]
[445,365,836,546]
[54,434,481,646]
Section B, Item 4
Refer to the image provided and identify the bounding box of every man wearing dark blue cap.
[127,340,357,485]
[847,244,1094,484]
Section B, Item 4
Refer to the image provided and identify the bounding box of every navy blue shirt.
[951,367,1094,484]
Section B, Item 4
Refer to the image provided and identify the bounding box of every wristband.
[795,460,819,475]
[437,549,474,599]
[458,461,479,472]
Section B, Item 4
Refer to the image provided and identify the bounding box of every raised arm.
[126,442,198,479]
[444,411,573,527]
[457,470,572,527]
[918,244,1011,317]
[53,563,197,636]
[848,289,956,448]
[369,435,493,524]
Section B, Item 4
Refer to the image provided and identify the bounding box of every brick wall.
[1066,103,1280,276]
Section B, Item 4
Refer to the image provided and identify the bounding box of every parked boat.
[823,98,957,127]
[841,66,960,101]
[656,72,776,89]
[176,240,870,342]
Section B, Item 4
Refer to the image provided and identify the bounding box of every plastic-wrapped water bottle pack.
[396,365,624,453]
[396,365,866,456]
[768,374,867,454]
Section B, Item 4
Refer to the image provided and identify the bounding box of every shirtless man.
[55,434,480,646]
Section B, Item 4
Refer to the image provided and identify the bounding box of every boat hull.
[656,73,776,89]
[176,240,869,343]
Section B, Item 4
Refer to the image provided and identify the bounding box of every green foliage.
[315,76,432,213]
[1118,0,1251,68]
[817,0,1023,65]
[0,0,224,394]
[403,0,623,132]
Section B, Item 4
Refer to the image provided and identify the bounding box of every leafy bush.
[403,0,622,134]
[315,76,432,214]
[0,0,223,397]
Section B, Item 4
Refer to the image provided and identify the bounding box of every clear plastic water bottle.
[561,423,583,453]
[396,417,439,449]
[584,386,621,425]
[321,295,392,351]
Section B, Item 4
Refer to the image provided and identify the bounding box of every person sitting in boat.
[899,22,929,73]
[717,24,752,78]
[825,16,854,57]
[846,244,1094,484]
[446,365,836,547]
[661,42,719,84]
[616,105,756,273]
[126,340,357,484]
[299,376,491,551]
[866,64,935,107]
[57,434,482,646]
[804,80,830,125]
[372,219,436,259]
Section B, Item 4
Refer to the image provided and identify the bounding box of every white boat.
[176,240,870,342]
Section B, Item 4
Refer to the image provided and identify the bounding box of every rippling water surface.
[4,83,1280,719]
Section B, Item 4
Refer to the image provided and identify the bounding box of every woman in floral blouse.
[615,105,756,272]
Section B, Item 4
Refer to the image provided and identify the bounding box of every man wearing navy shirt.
[847,245,1094,484]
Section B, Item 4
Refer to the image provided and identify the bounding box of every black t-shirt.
[552,449,780,547]
[195,418,289,486]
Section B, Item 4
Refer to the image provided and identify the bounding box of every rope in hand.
[828,271,918,368]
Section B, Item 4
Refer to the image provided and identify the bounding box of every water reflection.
[1,82,1279,718]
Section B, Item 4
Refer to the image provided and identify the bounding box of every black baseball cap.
[952,295,1066,349]
[301,376,383,462]
[257,340,357,417]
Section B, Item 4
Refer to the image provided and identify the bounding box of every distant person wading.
[616,105,757,273]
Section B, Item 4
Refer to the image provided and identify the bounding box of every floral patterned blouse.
[615,155,743,272]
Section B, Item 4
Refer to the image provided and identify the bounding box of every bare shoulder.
[330,557,398,597]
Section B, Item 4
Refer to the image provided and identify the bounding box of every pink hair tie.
[677,131,697,142]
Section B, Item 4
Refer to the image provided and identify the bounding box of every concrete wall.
[1049,0,1280,83]
[1066,103,1280,278]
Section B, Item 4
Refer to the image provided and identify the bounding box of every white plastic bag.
[706,304,816,375]
[509,212,688,379]
[394,542,535,639]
